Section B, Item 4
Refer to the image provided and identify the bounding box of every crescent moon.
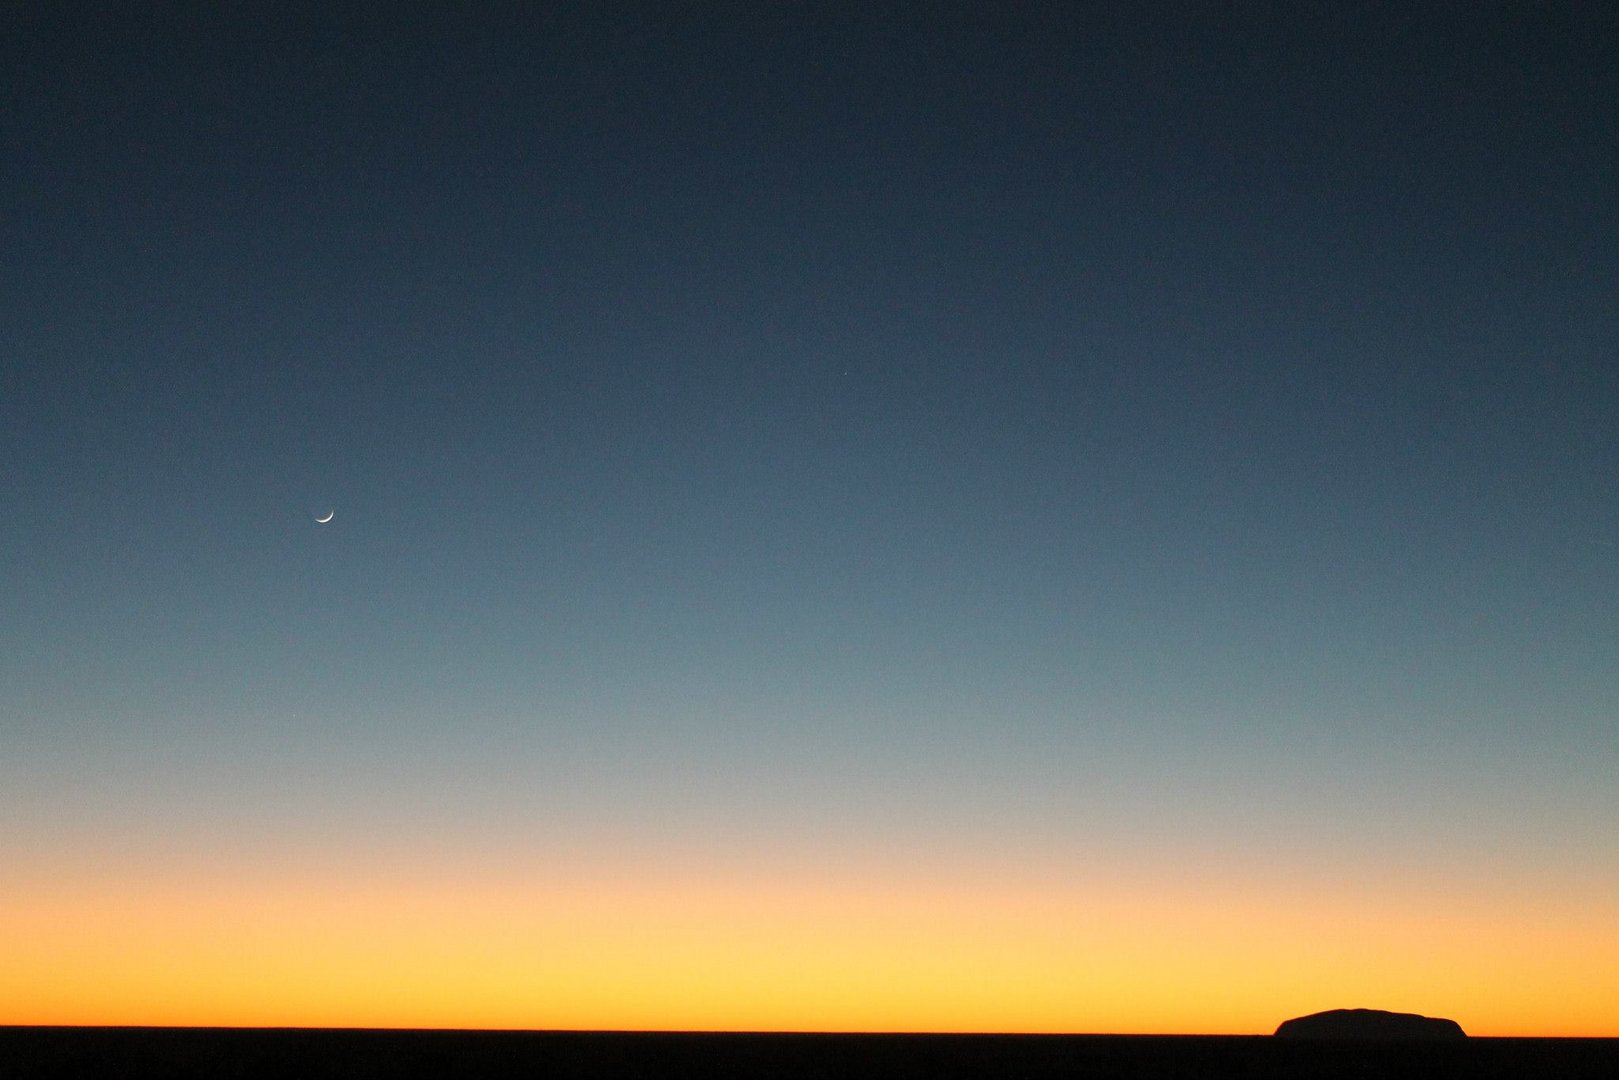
[315,511,334,524]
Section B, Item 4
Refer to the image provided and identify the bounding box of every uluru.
[1274,1008,1467,1039]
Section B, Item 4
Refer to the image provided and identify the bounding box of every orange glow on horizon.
[4,855,1615,1036]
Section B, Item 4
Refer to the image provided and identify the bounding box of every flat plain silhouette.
[8,1026,1619,1079]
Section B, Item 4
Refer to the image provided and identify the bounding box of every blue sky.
[2,3,1616,1031]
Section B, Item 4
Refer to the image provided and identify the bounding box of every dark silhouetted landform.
[9,1027,1619,1080]
[1275,1008,1466,1039]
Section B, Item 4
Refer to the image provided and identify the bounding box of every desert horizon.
[7,1024,1617,1080]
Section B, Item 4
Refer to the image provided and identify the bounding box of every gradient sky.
[3,4,1616,1035]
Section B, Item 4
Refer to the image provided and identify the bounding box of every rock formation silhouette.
[1274,1008,1466,1039]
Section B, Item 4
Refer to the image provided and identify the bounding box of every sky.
[2,3,1616,1035]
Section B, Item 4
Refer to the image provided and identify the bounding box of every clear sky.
[3,4,1616,1035]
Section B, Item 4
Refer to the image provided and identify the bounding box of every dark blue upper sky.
[3,3,1616,901]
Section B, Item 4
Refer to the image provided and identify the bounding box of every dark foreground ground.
[4,1028,1616,1080]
